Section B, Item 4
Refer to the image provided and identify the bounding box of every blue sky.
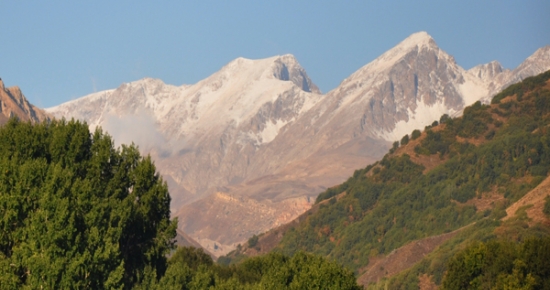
[1,1,549,108]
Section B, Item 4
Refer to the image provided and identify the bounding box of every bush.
[411,129,422,140]
[400,134,410,146]
[544,196,550,217]
[440,114,450,124]
[248,234,259,248]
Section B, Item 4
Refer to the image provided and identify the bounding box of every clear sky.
[1,1,549,108]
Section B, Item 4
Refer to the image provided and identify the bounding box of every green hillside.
[249,70,550,287]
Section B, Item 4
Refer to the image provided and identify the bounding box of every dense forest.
[0,119,360,289]
[221,71,550,288]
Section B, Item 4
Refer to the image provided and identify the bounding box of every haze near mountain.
[47,32,550,255]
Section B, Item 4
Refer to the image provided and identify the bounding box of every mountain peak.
[509,45,550,83]
[348,31,441,79]
[272,54,321,94]
[530,45,550,58]
[468,60,505,82]
[216,55,320,94]
[399,31,436,49]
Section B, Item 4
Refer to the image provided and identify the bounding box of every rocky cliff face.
[0,79,50,125]
[46,32,550,256]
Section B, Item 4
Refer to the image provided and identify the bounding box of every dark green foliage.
[248,234,259,248]
[389,141,399,153]
[0,118,177,289]
[492,70,550,104]
[411,129,421,140]
[419,130,454,156]
[441,237,550,290]
[485,129,496,140]
[400,134,409,146]
[544,196,550,217]
[170,247,214,271]
[153,249,361,289]
[440,114,450,124]
[454,101,493,138]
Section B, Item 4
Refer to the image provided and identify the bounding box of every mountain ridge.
[0,78,51,125]
[45,32,550,256]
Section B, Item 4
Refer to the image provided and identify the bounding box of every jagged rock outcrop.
[0,78,50,125]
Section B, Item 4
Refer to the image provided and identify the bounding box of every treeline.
[0,119,360,289]
[277,70,550,275]
[142,247,360,289]
[442,237,550,289]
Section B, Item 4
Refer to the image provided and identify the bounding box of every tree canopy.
[0,118,176,289]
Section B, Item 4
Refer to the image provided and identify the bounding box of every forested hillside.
[223,70,550,288]
[0,118,360,289]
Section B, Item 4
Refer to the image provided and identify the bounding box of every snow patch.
[458,73,490,108]
[378,100,457,142]
[250,119,289,145]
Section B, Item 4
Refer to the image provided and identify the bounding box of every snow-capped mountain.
[307,31,541,143]
[47,32,550,255]
[48,55,324,209]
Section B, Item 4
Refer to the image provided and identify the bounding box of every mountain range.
[45,31,550,256]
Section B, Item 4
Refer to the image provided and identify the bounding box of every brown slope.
[176,192,313,257]
[356,228,465,287]
[0,78,51,125]
[504,174,550,226]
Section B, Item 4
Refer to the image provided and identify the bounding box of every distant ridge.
[0,78,50,125]
[46,32,550,256]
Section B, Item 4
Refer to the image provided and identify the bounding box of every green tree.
[544,196,550,217]
[248,234,259,248]
[400,134,410,146]
[411,129,421,140]
[0,118,176,289]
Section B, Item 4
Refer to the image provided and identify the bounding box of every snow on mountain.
[46,32,550,255]
[467,61,507,83]
[307,32,550,142]
[47,54,323,208]
[295,31,475,142]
